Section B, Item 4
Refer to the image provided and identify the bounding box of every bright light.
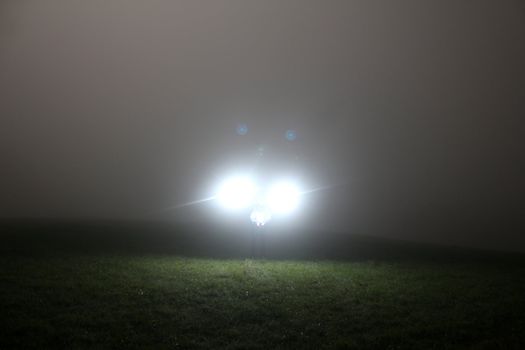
[250,207,272,226]
[216,176,257,210]
[266,181,301,214]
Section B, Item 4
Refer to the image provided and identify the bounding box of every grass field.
[2,252,525,349]
[1,221,525,349]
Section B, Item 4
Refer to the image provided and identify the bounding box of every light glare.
[216,176,257,210]
[250,207,272,226]
[266,181,301,214]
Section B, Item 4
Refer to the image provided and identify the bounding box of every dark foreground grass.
[1,254,525,349]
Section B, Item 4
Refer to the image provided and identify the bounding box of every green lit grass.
[1,255,525,349]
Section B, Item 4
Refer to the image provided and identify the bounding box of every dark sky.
[1,1,524,250]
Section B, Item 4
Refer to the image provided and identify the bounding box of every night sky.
[1,1,524,250]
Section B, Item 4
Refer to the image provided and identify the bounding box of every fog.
[1,0,524,250]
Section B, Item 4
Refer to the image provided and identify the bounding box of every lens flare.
[285,130,297,141]
[236,123,248,135]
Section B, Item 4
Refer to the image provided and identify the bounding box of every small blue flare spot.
[285,130,297,141]
[236,123,248,135]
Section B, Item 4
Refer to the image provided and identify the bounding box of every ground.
[2,252,525,349]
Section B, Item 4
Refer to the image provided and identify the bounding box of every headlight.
[216,176,257,210]
[266,181,301,214]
